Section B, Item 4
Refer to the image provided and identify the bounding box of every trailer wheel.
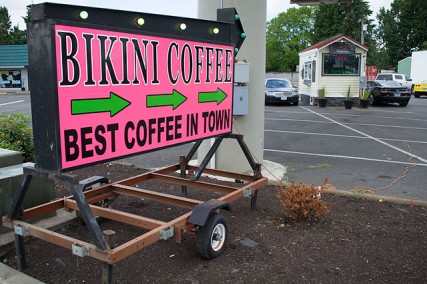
[197,213,228,259]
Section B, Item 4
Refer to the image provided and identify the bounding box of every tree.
[0,6,12,45]
[312,0,373,43]
[311,0,378,65]
[266,7,315,72]
[375,0,427,69]
[9,26,26,44]
[0,6,27,45]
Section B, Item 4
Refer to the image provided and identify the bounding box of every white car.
[375,73,412,90]
[265,78,299,105]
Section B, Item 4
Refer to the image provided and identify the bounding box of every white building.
[298,34,368,105]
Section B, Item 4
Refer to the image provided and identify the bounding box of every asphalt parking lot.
[264,98,427,201]
[1,92,426,201]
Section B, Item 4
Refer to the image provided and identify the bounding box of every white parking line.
[265,118,427,131]
[266,109,414,115]
[300,106,427,164]
[266,110,426,122]
[0,100,24,106]
[264,149,427,167]
[264,129,427,145]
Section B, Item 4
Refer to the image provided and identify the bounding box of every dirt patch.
[2,163,427,283]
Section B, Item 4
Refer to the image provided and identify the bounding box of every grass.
[306,163,331,169]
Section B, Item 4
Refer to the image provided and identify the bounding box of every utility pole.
[361,18,367,45]
[197,0,266,173]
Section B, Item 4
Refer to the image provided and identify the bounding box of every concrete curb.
[114,160,427,207]
[268,179,427,207]
[323,189,427,207]
[0,262,44,284]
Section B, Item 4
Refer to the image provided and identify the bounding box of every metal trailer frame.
[2,134,268,283]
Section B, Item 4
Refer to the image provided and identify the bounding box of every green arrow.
[198,88,227,105]
[146,90,187,110]
[71,92,131,117]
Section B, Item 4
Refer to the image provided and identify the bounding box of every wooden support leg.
[14,234,26,271]
[251,164,262,210]
[179,156,188,197]
[101,230,115,284]
[7,172,33,271]
[7,173,33,220]
[101,264,113,284]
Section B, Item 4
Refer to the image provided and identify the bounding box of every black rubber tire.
[399,101,409,107]
[197,213,228,260]
[414,93,420,98]
[293,100,299,106]
[368,94,376,106]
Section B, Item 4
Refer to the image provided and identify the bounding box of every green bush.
[0,113,34,162]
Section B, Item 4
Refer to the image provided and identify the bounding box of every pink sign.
[54,25,234,169]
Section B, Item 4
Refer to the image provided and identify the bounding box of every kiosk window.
[303,61,312,80]
[322,54,360,76]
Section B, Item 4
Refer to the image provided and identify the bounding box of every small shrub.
[277,178,331,222]
[0,113,34,162]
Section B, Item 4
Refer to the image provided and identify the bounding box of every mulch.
[2,163,427,283]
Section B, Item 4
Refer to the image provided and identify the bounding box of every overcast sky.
[3,0,392,29]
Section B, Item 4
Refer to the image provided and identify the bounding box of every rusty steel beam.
[64,199,166,230]
[117,165,179,186]
[84,192,117,205]
[185,165,255,181]
[110,212,192,263]
[20,199,65,220]
[219,177,268,204]
[150,173,237,193]
[7,220,111,263]
[21,190,116,221]
[112,184,203,209]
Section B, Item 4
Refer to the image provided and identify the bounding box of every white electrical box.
[233,86,249,115]
[234,62,250,84]
[233,62,250,115]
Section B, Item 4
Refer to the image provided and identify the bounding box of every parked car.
[375,73,412,90]
[265,78,299,105]
[413,80,427,98]
[366,80,411,107]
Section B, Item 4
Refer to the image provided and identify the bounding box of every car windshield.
[376,74,392,80]
[376,80,401,87]
[266,79,291,88]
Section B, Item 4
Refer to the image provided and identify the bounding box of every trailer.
[3,134,267,282]
[410,50,427,86]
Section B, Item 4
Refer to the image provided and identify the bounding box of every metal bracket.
[160,227,174,240]
[72,243,89,257]
[243,188,253,198]
[14,224,29,237]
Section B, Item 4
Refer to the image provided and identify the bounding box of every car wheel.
[293,100,299,106]
[414,92,420,98]
[399,101,409,107]
[368,94,376,106]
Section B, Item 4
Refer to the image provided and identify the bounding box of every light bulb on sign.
[79,11,88,20]
[136,18,145,26]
